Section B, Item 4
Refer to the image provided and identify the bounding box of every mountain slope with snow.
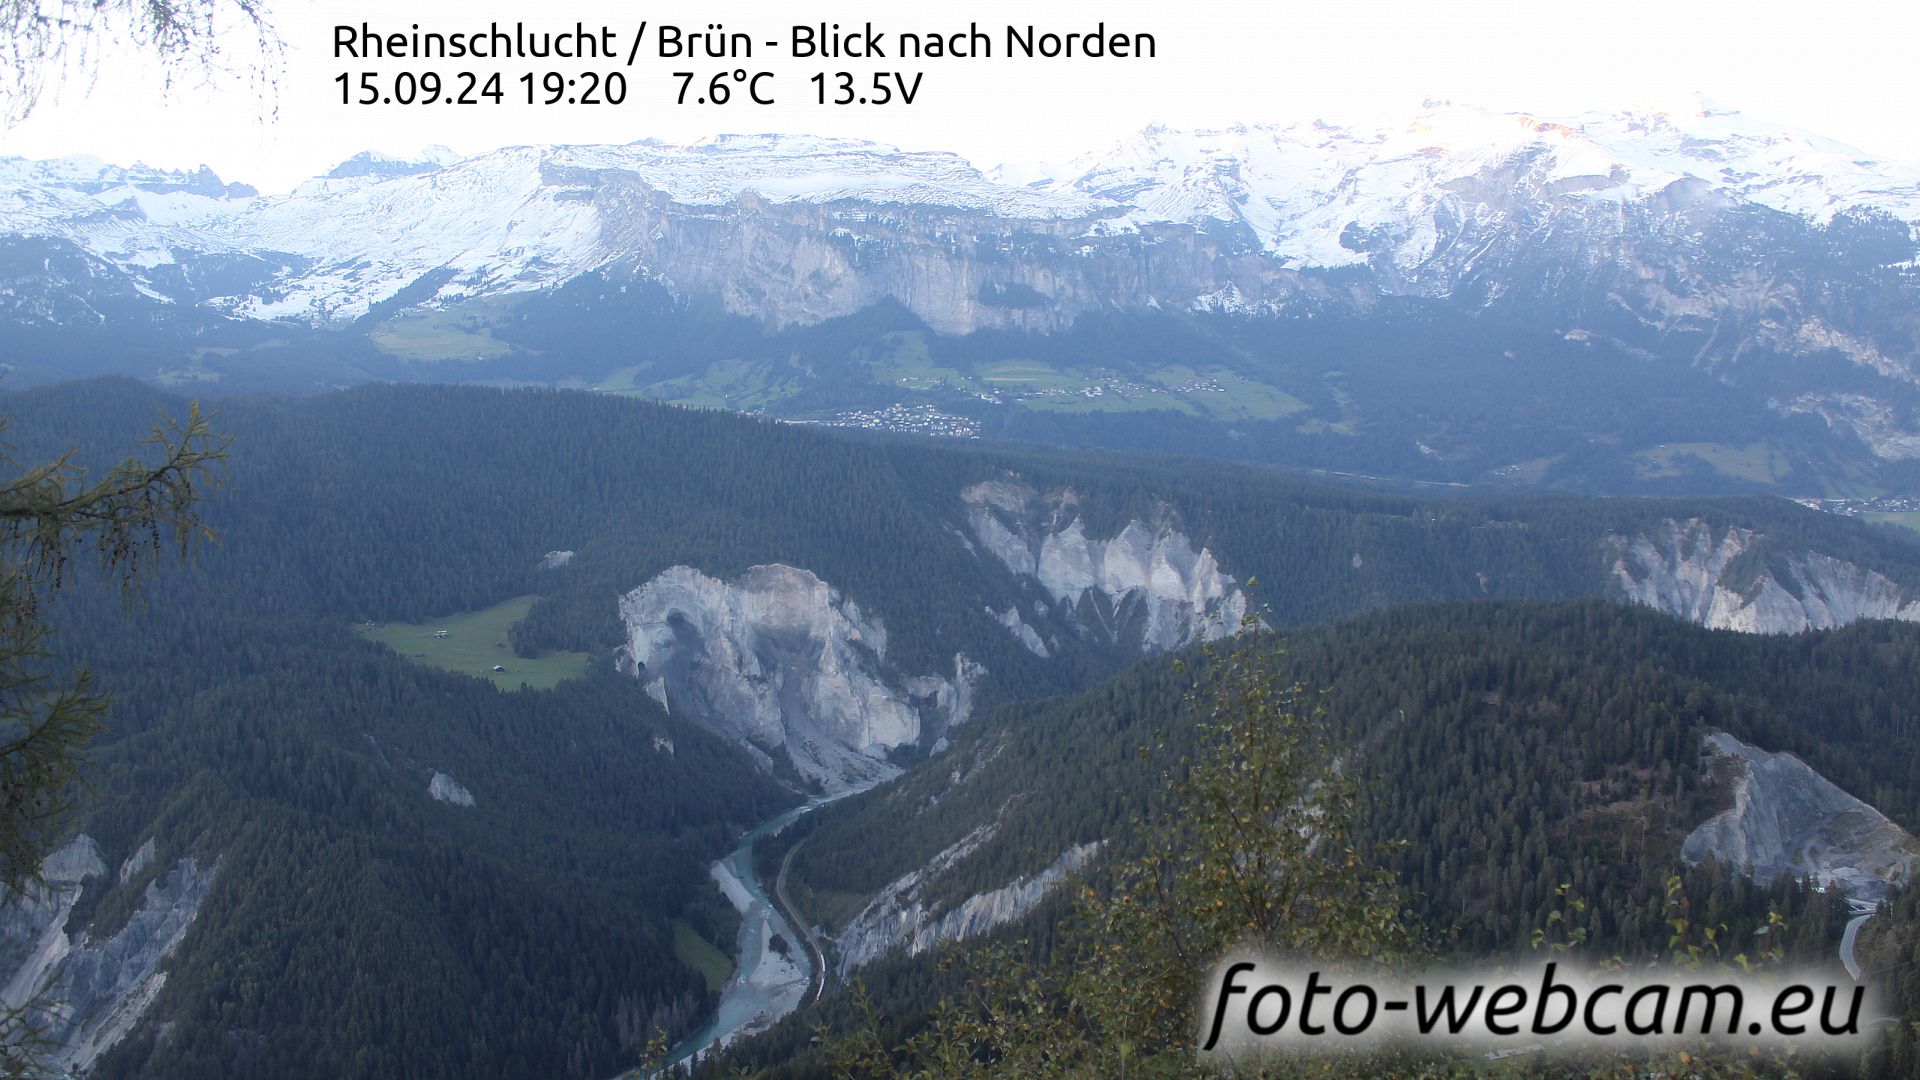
[9,105,1920,490]
[0,133,1106,323]
[1009,105,1920,265]
[7,104,1918,326]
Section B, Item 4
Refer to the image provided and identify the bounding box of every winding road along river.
[1841,897,1879,981]
[663,798,835,1072]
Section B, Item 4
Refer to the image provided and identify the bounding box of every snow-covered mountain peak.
[7,104,1920,329]
[330,146,462,178]
[542,135,1098,215]
[0,155,254,199]
[292,145,470,196]
[684,131,907,156]
[1001,104,1920,266]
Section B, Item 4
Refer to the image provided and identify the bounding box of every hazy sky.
[2,0,1916,191]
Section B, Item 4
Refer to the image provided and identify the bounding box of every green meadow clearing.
[359,595,591,690]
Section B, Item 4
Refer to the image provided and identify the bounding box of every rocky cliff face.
[1682,732,1917,901]
[833,824,1102,975]
[963,479,1246,652]
[428,771,475,807]
[618,564,979,792]
[1605,518,1920,633]
[990,606,1051,658]
[0,835,217,1072]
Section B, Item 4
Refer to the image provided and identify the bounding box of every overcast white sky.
[1,0,1915,192]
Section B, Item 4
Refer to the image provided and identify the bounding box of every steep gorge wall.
[963,479,1247,653]
[1606,518,1920,633]
[0,835,216,1072]
[833,823,1103,975]
[1683,732,1917,901]
[618,564,979,792]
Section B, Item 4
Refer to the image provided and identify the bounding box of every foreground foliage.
[0,401,226,1072]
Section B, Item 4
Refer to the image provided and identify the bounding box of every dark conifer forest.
[11,377,1920,1077]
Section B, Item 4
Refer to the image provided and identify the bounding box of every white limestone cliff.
[834,833,1103,975]
[963,479,1246,652]
[618,564,979,792]
[0,835,217,1072]
[428,771,476,807]
[991,606,1050,658]
[1606,518,1920,633]
[1682,732,1917,901]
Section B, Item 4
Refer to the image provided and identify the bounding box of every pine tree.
[0,401,226,1069]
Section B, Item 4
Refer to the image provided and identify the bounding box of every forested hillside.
[784,600,1920,928]
[27,378,1920,663]
[743,600,1920,1075]
[11,378,1920,1077]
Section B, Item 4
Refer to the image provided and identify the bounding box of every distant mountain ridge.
[7,104,1920,494]
[6,104,1917,327]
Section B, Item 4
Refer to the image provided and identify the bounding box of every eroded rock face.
[991,606,1050,658]
[117,839,156,885]
[1606,518,1920,633]
[834,829,1102,975]
[1682,733,1918,901]
[428,772,475,807]
[618,564,978,791]
[963,479,1246,652]
[0,835,217,1072]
